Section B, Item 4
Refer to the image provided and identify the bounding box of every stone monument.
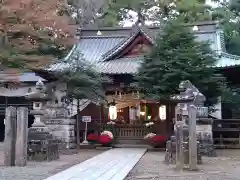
[44,101,76,149]
[165,80,203,170]
[25,79,59,161]
[4,107,17,166]
[4,107,29,166]
[15,107,29,166]
[165,80,216,169]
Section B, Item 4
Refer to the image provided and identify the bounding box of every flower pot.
[99,134,113,147]
[88,140,98,145]
[148,135,166,148]
[87,133,99,144]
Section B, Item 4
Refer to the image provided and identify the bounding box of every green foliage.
[101,0,213,25]
[57,51,109,101]
[100,0,156,26]
[209,0,240,56]
[135,19,222,106]
[221,84,240,118]
[102,0,240,56]
[175,0,213,22]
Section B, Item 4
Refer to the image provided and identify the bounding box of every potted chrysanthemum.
[87,133,99,144]
[98,130,114,147]
[144,133,166,148]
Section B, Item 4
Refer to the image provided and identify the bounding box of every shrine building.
[1,21,240,144]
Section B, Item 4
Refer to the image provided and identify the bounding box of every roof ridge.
[79,21,219,31]
[100,27,154,62]
[117,55,144,59]
[80,35,128,39]
[221,52,240,60]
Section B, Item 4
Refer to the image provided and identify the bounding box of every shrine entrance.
[105,93,175,144]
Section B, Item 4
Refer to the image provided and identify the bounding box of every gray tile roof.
[101,27,154,61]
[48,21,240,74]
[46,36,127,71]
[47,36,126,71]
[97,56,143,74]
[215,52,240,67]
[75,36,126,63]
[19,72,46,82]
[0,72,46,82]
[79,21,219,37]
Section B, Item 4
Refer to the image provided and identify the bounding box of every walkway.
[44,148,146,180]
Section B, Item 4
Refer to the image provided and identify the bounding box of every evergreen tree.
[56,50,109,145]
[101,0,240,56]
[135,19,222,106]
[221,84,240,118]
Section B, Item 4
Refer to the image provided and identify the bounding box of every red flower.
[87,133,98,141]
[150,135,165,144]
[98,135,112,145]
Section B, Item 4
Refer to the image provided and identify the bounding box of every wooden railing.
[100,124,149,139]
[114,124,148,139]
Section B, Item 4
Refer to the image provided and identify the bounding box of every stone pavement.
[125,150,240,180]
[45,148,146,180]
[0,142,105,180]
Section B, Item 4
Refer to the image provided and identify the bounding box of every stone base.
[96,146,113,150]
[58,142,77,149]
[28,126,59,162]
[45,118,76,149]
[79,144,95,149]
[196,122,216,157]
[164,136,202,165]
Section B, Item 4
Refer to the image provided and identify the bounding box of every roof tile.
[97,56,143,74]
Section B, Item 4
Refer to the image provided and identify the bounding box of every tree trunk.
[76,98,80,148]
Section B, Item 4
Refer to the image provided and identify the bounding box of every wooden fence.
[212,119,240,148]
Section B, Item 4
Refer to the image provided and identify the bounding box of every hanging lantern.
[140,103,146,116]
[159,105,166,120]
[109,101,117,120]
[192,25,198,31]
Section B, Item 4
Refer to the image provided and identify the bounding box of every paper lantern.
[159,105,166,120]
[109,105,117,120]
[140,111,145,116]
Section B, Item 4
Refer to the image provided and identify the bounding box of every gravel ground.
[0,143,104,180]
[125,150,240,180]
[2,141,240,180]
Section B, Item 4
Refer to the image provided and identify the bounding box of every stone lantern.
[25,79,48,127]
[25,79,59,161]
[165,80,202,169]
